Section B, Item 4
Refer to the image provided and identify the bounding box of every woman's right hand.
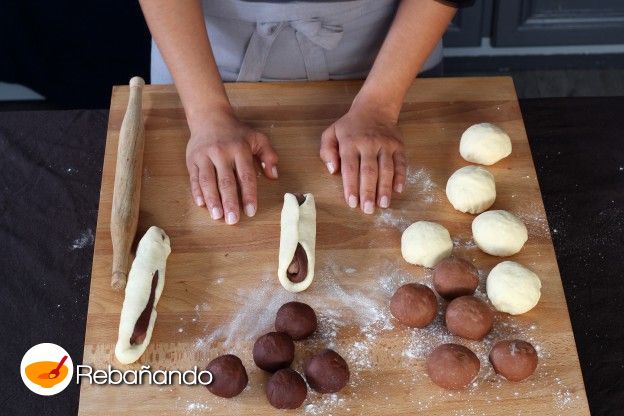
[186,109,279,225]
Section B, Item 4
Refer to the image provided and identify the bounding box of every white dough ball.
[460,123,512,165]
[401,221,452,268]
[487,261,541,315]
[446,166,496,214]
[472,210,528,256]
[472,210,529,257]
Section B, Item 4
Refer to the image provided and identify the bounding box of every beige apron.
[151,0,442,83]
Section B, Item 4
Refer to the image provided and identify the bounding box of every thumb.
[320,124,339,174]
[250,131,279,179]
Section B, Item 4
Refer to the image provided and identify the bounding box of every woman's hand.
[319,99,406,214]
[186,109,278,225]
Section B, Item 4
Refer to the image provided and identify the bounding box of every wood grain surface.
[110,76,145,291]
[79,77,589,415]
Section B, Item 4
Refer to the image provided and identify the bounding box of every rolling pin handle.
[129,76,145,88]
[111,271,128,291]
[110,76,146,291]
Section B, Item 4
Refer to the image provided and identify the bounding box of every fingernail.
[363,200,374,214]
[379,196,389,208]
[348,195,358,208]
[326,161,335,174]
[272,166,278,178]
[211,207,222,220]
[395,183,404,193]
[226,212,237,225]
[245,203,256,217]
[195,196,204,207]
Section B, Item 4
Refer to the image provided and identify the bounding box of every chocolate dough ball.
[205,354,248,398]
[266,368,308,409]
[253,332,295,373]
[426,343,480,390]
[275,301,318,340]
[304,349,350,393]
[390,283,438,328]
[489,340,538,381]
[445,295,494,341]
[433,257,479,300]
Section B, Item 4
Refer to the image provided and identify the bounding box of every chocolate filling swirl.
[287,193,308,283]
[293,193,306,205]
[287,244,308,283]
[130,270,159,345]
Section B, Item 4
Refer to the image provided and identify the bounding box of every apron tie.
[237,18,343,82]
[289,18,343,50]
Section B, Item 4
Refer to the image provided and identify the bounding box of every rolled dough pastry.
[460,123,512,165]
[115,226,171,364]
[278,193,316,292]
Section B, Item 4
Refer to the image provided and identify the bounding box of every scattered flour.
[185,401,211,413]
[375,210,411,231]
[304,393,346,416]
[406,167,439,204]
[70,228,94,250]
[193,259,394,352]
[453,235,478,252]
[553,387,577,408]
[374,166,441,232]
[196,280,295,349]
[513,201,550,238]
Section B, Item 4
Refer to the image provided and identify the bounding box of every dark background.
[0,1,150,108]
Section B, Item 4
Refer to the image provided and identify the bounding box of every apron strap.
[237,22,285,82]
[237,18,344,82]
[291,18,343,81]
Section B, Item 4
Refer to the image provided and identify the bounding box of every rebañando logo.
[21,343,213,395]
[21,343,74,396]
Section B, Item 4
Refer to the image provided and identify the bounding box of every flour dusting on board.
[406,167,439,204]
[194,281,293,349]
[453,235,479,262]
[375,211,412,231]
[193,259,393,352]
[185,402,211,412]
[453,235,478,251]
[512,199,551,238]
[375,166,440,231]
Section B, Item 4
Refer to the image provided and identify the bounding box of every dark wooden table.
[0,97,622,416]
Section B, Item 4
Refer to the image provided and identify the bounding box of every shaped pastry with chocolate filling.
[278,193,316,292]
[115,226,171,364]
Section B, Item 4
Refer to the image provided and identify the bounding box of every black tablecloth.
[0,98,622,415]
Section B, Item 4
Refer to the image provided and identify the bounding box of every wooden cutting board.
[79,77,589,415]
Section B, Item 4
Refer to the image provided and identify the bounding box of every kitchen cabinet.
[444,0,624,48]
[493,0,624,46]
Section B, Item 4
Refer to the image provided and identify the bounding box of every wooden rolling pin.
[111,76,145,290]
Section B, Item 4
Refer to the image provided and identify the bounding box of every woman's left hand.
[320,99,406,214]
